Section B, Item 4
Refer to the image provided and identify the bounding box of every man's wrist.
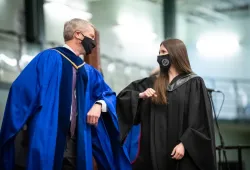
[96,100,107,112]
[95,101,102,106]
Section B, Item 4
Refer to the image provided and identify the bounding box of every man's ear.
[74,31,82,40]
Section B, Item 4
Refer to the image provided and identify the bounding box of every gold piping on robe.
[53,49,85,69]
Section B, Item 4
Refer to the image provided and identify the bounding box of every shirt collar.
[63,44,76,55]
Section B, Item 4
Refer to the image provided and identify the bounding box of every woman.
[117,39,217,170]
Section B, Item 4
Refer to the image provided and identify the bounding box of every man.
[0,18,131,170]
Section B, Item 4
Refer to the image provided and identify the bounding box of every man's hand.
[87,104,102,126]
[171,143,185,160]
[139,88,157,99]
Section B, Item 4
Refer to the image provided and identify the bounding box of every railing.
[216,145,250,170]
[204,78,250,121]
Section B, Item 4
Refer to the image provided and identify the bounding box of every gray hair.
[63,18,94,42]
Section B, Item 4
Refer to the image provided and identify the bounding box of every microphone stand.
[207,89,229,170]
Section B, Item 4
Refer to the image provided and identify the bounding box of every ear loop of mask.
[74,31,85,41]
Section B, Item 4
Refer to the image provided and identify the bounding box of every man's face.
[75,25,96,55]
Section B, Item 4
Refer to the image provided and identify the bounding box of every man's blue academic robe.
[0,47,131,170]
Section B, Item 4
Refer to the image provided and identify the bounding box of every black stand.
[207,91,229,170]
[208,90,250,170]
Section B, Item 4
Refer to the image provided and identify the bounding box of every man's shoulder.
[26,48,62,67]
[83,64,105,81]
[83,63,100,74]
[83,63,94,69]
[34,48,61,60]
[39,48,61,55]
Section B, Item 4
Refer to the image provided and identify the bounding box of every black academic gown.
[117,73,217,170]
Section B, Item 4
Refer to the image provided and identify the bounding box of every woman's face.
[159,45,169,55]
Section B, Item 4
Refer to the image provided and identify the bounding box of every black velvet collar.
[167,73,198,91]
[53,47,84,67]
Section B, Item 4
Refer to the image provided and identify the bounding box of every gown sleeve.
[179,77,217,170]
[0,50,62,170]
[89,67,118,131]
[117,78,149,142]
[87,67,132,170]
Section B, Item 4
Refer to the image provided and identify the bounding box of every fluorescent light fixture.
[107,63,116,73]
[196,32,240,58]
[114,13,157,43]
[46,0,68,3]
[0,53,17,67]
[113,25,157,43]
[44,1,92,21]
[117,13,136,26]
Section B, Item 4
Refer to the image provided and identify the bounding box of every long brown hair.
[152,39,193,105]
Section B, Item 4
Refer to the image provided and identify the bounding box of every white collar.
[63,44,76,55]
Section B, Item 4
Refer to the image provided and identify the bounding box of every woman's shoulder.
[135,76,156,86]
[186,74,207,89]
[188,74,205,83]
[126,76,156,91]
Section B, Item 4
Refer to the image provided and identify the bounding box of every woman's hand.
[139,88,157,99]
[171,142,185,160]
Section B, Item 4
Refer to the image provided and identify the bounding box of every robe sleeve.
[179,77,217,170]
[117,78,149,142]
[90,68,116,113]
[91,70,115,97]
[88,67,132,170]
[0,49,62,170]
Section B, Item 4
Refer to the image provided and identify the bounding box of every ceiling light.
[0,54,17,67]
[114,12,157,43]
[107,63,116,73]
[196,32,240,58]
[44,2,92,21]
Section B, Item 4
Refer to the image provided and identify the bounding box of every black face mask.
[81,36,96,55]
[157,54,172,73]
